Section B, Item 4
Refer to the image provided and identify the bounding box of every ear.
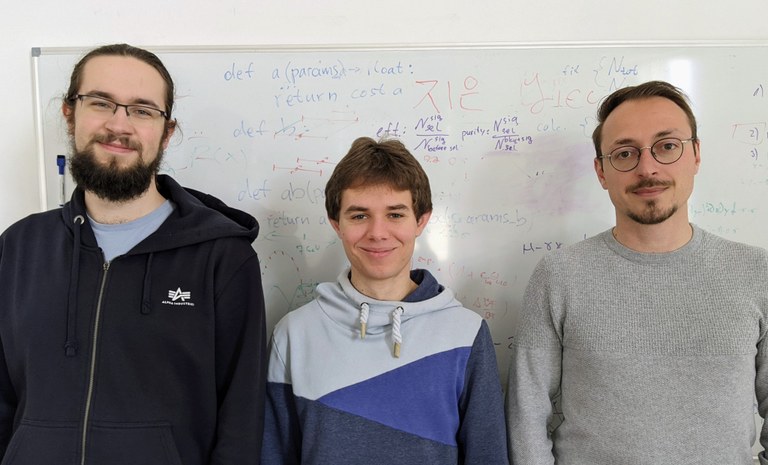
[692,139,701,174]
[415,210,432,236]
[162,120,177,150]
[329,217,342,236]
[62,101,75,134]
[594,157,608,190]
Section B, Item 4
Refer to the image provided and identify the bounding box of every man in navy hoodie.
[0,44,267,464]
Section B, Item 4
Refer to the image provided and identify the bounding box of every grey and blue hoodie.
[262,268,509,465]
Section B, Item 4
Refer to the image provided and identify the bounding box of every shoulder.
[530,231,609,279]
[271,297,327,338]
[419,290,487,343]
[699,227,766,254]
[2,209,63,244]
[4,208,61,230]
[413,283,483,323]
[687,229,768,325]
[696,227,768,271]
[442,299,485,326]
[158,175,260,243]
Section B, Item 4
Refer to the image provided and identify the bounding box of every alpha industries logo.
[168,288,191,301]
[161,287,196,307]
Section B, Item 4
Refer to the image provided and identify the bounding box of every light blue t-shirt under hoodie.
[89,200,174,262]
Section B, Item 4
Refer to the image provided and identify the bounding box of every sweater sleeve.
[210,252,268,464]
[506,258,561,465]
[261,333,302,465]
[457,320,509,465]
[756,318,768,464]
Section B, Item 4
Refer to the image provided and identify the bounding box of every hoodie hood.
[315,268,463,357]
[61,174,259,254]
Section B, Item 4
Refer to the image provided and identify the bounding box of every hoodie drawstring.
[358,303,405,358]
[64,215,85,357]
[359,302,369,338]
[392,306,404,358]
[141,253,154,315]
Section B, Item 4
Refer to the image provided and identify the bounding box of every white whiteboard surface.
[32,43,768,454]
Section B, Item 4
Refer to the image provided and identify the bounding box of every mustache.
[626,178,673,194]
[89,133,143,152]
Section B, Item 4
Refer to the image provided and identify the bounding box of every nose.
[103,107,134,133]
[367,217,389,240]
[634,146,659,176]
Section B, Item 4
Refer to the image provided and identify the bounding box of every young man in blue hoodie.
[262,136,508,465]
[0,44,267,464]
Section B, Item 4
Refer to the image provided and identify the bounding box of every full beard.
[69,134,163,203]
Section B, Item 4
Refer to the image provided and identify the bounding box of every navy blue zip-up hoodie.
[0,175,267,465]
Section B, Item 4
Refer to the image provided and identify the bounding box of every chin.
[361,269,394,280]
[628,205,678,225]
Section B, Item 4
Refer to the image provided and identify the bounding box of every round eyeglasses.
[69,94,168,124]
[598,137,696,172]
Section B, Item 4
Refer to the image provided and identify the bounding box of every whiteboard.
[31,44,768,452]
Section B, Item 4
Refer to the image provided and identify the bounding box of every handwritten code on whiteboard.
[33,44,768,385]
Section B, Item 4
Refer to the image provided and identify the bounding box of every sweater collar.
[602,223,704,264]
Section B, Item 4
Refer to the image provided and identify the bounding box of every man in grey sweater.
[506,80,768,464]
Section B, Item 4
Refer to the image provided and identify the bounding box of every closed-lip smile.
[633,186,667,196]
[99,141,135,154]
[362,247,395,257]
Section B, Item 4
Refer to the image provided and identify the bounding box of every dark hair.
[325,137,433,221]
[592,80,698,160]
[63,44,176,125]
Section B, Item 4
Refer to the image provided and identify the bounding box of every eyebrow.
[86,90,163,109]
[343,204,410,214]
[612,129,679,146]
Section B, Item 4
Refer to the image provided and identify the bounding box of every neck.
[350,271,418,301]
[84,177,166,224]
[612,213,693,253]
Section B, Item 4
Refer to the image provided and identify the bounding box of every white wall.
[1,0,767,230]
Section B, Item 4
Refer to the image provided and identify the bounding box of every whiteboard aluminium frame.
[30,39,768,211]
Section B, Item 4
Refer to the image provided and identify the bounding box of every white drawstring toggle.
[392,306,404,358]
[359,302,369,339]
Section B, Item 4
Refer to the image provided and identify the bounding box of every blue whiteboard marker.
[56,155,66,206]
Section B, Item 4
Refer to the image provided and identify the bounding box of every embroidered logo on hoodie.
[161,288,195,307]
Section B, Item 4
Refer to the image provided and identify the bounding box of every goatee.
[627,201,678,225]
[625,178,677,225]
[69,134,163,202]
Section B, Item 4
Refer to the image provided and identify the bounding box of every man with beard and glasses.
[0,44,268,465]
[506,81,768,464]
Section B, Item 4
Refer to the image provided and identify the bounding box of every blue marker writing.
[57,155,66,206]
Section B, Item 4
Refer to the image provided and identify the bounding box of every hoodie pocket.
[86,421,183,465]
[1,420,79,465]
[0,420,184,465]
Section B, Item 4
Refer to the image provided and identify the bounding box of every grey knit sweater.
[507,225,768,465]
